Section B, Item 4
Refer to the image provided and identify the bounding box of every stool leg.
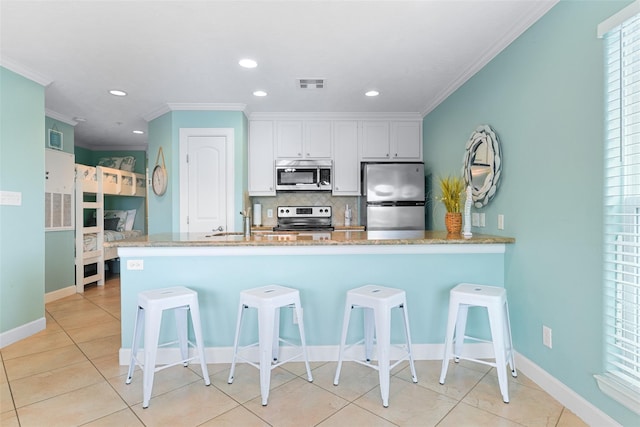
[440,299,458,385]
[453,304,469,361]
[375,306,392,407]
[400,303,417,383]
[142,307,161,409]
[258,306,276,405]
[188,301,211,386]
[175,306,189,366]
[334,299,353,386]
[294,300,313,382]
[126,306,144,384]
[503,300,517,378]
[363,307,374,362]
[228,302,246,384]
[272,308,280,362]
[488,305,510,403]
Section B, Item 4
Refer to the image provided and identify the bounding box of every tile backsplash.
[251,194,359,227]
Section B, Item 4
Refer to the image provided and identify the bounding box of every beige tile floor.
[1,276,589,427]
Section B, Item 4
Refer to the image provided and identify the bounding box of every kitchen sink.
[206,231,245,237]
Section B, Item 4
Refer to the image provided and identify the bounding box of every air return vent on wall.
[298,78,325,89]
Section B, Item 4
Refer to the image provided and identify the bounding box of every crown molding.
[143,103,247,122]
[0,56,53,87]
[248,111,423,121]
[420,0,559,117]
[45,109,77,126]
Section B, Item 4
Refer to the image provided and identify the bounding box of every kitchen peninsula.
[111,231,514,364]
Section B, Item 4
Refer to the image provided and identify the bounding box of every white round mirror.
[462,125,502,208]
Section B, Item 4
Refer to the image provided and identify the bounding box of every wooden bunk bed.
[75,162,146,293]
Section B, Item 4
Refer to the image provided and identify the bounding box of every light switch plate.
[0,191,22,206]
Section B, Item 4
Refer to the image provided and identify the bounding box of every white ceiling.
[0,0,557,150]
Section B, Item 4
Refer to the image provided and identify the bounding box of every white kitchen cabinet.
[248,121,276,196]
[391,121,422,160]
[304,121,332,158]
[332,121,360,196]
[276,121,303,158]
[276,120,332,159]
[360,121,390,159]
[360,120,422,161]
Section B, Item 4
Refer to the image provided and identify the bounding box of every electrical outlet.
[267,209,273,218]
[126,259,144,270]
[543,325,552,348]
[479,213,486,227]
[471,212,480,227]
[498,214,505,230]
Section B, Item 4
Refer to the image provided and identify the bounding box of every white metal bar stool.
[439,283,517,403]
[334,285,418,407]
[227,285,313,406]
[126,286,210,408]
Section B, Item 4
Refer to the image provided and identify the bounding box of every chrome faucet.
[240,212,251,237]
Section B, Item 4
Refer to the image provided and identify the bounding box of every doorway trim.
[179,128,235,233]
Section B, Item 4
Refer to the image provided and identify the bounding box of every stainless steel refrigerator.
[361,162,426,230]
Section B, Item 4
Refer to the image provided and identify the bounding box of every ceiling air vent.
[298,79,325,89]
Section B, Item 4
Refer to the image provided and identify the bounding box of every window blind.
[597,12,640,414]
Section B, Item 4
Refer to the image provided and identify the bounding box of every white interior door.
[179,128,235,233]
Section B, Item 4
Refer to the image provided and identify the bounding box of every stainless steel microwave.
[275,159,332,191]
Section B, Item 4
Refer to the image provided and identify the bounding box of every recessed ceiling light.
[132,130,144,135]
[109,89,127,96]
[253,90,267,97]
[365,90,379,97]
[239,59,258,68]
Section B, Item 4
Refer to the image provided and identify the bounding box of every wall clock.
[152,147,168,196]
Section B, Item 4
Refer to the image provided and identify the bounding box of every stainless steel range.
[273,206,333,231]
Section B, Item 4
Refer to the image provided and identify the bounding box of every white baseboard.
[515,353,620,427]
[0,317,46,348]
[45,285,76,303]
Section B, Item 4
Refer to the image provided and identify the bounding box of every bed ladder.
[75,168,105,293]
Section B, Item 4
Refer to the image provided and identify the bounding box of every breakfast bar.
[111,231,514,364]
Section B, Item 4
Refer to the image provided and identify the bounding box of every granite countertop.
[106,230,515,248]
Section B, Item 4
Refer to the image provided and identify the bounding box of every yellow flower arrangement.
[438,175,465,213]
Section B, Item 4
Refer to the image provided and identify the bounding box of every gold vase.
[445,212,462,235]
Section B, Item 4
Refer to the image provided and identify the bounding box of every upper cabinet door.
[304,121,332,158]
[360,121,390,160]
[332,121,359,195]
[391,121,422,160]
[276,121,303,158]
[248,121,276,196]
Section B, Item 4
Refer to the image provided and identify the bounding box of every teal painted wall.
[147,112,173,233]
[423,1,635,424]
[0,67,45,334]
[147,110,247,234]
[74,145,93,165]
[44,117,75,294]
